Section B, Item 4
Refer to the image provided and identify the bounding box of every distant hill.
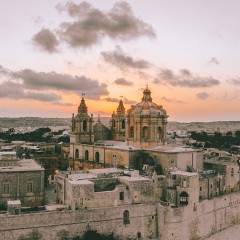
[0,117,240,132]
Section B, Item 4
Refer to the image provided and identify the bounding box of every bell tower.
[110,98,126,141]
[70,95,94,145]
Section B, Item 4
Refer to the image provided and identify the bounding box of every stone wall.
[0,204,157,240]
[158,191,240,240]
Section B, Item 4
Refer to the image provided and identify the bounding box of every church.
[69,86,202,174]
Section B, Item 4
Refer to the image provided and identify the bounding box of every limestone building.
[0,153,45,209]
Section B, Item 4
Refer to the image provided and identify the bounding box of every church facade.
[69,87,179,171]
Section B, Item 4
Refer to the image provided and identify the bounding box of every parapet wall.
[2,192,240,240]
[0,203,157,240]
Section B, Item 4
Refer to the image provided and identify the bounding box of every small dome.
[94,122,110,132]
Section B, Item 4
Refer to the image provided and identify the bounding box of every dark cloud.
[103,96,137,105]
[196,92,210,100]
[32,28,59,53]
[101,46,151,70]
[114,78,133,86]
[55,1,155,48]
[103,97,119,103]
[227,77,240,85]
[138,70,152,80]
[154,68,220,88]
[52,102,74,106]
[0,66,109,101]
[11,69,108,99]
[0,81,61,102]
[208,57,219,65]
[161,96,186,104]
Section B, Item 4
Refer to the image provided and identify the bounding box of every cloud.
[154,68,220,88]
[0,66,109,102]
[196,92,210,100]
[54,1,155,48]
[32,28,59,53]
[161,96,186,104]
[11,69,108,99]
[208,57,219,65]
[137,70,152,80]
[52,102,74,106]
[103,97,119,103]
[114,78,133,86]
[0,81,61,102]
[227,77,240,85]
[103,96,137,104]
[218,92,238,101]
[101,46,151,70]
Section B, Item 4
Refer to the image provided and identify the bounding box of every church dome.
[127,87,167,116]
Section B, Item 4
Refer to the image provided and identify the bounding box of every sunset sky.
[1,0,240,122]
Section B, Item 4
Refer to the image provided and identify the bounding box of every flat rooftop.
[204,159,236,166]
[88,168,122,175]
[67,173,97,182]
[92,141,200,153]
[119,175,151,182]
[171,171,198,177]
[0,159,44,172]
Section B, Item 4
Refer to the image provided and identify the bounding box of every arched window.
[130,126,134,138]
[122,120,125,129]
[112,120,116,128]
[179,191,189,205]
[142,126,149,138]
[75,149,79,159]
[83,120,87,131]
[123,210,130,224]
[112,154,117,166]
[85,150,89,160]
[95,152,100,162]
[231,168,234,177]
[157,126,162,139]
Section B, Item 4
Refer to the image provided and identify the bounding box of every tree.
[57,230,69,240]
[18,230,42,240]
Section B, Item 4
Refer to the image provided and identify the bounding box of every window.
[95,152,100,162]
[83,120,87,131]
[112,120,116,128]
[85,150,89,160]
[200,187,202,191]
[122,120,125,129]
[27,182,33,193]
[3,182,10,194]
[120,192,124,201]
[179,191,189,205]
[142,126,149,138]
[157,127,162,139]
[137,232,141,239]
[231,168,234,177]
[75,149,79,159]
[112,154,117,166]
[130,126,134,138]
[123,210,130,224]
